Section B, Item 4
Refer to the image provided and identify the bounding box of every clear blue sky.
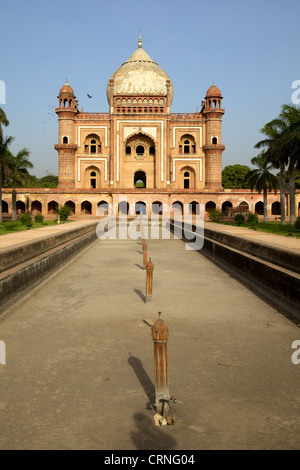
[1,0,299,177]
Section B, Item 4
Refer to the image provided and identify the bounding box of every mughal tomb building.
[2,35,284,217]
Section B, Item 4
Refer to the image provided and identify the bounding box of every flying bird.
[87,94,94,98]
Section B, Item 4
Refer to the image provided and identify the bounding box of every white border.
[172,126,202,148]
[77,157,108,182]
[78,126,108,147]
[172,158,203,182]
[117,120,164,183]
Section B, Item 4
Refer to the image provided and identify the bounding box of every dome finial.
[138,31,142,48]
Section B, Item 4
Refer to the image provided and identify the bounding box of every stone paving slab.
[0,237,299,450]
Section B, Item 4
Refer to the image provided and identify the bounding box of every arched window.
[152,201,163,215]
[97,200,109,216]
[16,200,25,214]
[84,134,101,154]
[205,201,216,211]
[184,171,190,189]
[222,201,233,213]
[48,200,58,215]
[184,140,190,154]
[172,201,183,216]
[255,201,264,215]
[238,201,249,212]
[2,200,8,214]
[90,170,96,188]
[135,201,146,215]
[31,200,42,214]
[81,201,92,215]
[149,146,155,156]
[118,201,129,215]
[63,136,68,144]
[271,201,281,215]
[180,135,196,154]
[212,137,218,145]
[189,201,200,215]
[90,139,97,154]
[126,146,131,155]
[136,145,145,155]
[65,200,75,214]
[134,171,146,188]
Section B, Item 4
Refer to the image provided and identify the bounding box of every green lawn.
[0,219,72,235]
[219,220,300,238]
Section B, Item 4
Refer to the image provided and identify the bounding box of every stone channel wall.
[0,222,98,314]
[169,219,300,325]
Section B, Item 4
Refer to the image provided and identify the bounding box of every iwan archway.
[134,171,147,189]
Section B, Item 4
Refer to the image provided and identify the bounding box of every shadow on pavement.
[134,263,144,270]
[134,288,146,302]
[128,353,155,409]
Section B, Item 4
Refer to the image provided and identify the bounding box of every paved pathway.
[0,219,97,250]
[0,234,299,450]
[207,221,300,252]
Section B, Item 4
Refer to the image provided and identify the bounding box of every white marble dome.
[107,35,173,104]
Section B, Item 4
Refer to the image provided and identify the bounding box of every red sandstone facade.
[2,36,293,218]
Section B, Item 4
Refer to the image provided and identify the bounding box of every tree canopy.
[222,164,251,189]
[254,103,300,224]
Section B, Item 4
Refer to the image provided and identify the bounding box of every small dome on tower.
[59,80,74,96]
[206,83,222,98]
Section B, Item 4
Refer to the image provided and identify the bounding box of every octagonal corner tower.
[106,34,174,104]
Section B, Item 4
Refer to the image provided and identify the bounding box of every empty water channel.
[0,221,299,450]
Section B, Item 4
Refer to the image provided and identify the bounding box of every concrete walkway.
[1,217,299,253]
[0,234,299,450]
[206,221,300,252]
[0,219,97,250]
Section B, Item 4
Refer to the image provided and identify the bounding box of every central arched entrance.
[135,201,146,215]
[134,171,147,189]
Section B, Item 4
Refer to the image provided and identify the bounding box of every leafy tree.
[24,173,58,188]
[0,107,9,141]
[255,121,287,224]
[246,152,278,223]
[295,170,300,189]
[0,136,14,223]
[222,164,251,189]
[5,147,33,188]
[38,174,58,188]
[55,204,72,221]
[255,104,300,225]
[0,108,33,221]
[0,107,11,223]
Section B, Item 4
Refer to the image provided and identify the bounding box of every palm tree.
[8,148,33,188]
[275,104,300,225]
[0,136,14,223]
[255,104,300,225]
[0,107,9,141]
[255,120,288,225]
[246,152,278,223]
